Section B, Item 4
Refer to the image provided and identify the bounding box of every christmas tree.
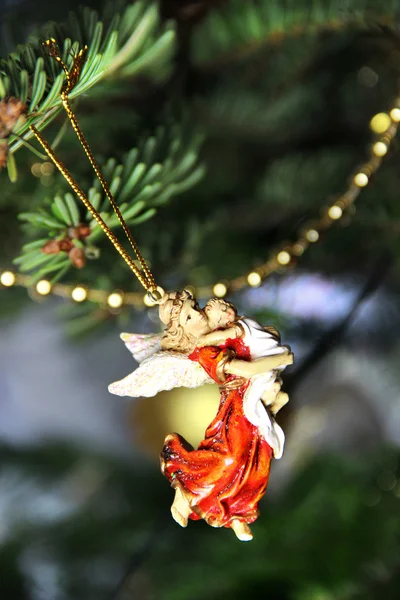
[1,1,400,598]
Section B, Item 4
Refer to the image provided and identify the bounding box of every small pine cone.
[0,97,27,139]
[0,140,8,170]
[77,224,91,239]
[69,224,91,239]
[58,238,74,252]
[42,239,61,254]
[68,246,86,268]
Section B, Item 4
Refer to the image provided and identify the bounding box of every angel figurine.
[200,297,290,416]
[109,290,293,541]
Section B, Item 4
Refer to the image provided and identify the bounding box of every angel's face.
[204,298,237,329]
[179,299,211,337]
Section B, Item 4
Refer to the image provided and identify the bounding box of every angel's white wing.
[120,332,162,363]
[108,350,214,398]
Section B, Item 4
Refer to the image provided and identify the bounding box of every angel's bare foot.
[230,519,253,542]
[171,486,191,528]
[270,391,289,415]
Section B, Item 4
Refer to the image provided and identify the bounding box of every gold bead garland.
[2,102,400,309]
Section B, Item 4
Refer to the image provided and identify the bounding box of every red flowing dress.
[160,342,274,528]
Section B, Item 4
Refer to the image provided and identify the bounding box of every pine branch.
[14,117,205,282]
[192,0,398,68]
[0,1,176,155]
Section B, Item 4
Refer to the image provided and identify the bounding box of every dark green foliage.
[1,2,400,599]
[1,443,399,599]
[0,1,176,154]
[192,0,399,66]
[14,119,205,282]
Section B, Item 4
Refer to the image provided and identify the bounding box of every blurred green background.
[1,1,400,599]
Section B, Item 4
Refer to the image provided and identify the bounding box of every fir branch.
[0,1,177,154]
[15,118,205,282]
[192,0,398,68]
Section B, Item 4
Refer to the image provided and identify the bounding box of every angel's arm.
[225,350,293,378]
[197,324,242,347]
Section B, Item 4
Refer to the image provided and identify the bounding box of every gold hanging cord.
[29,39,160,299]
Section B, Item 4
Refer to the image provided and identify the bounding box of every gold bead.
[0,271,16,287]
[36,280,52,295]
[213,283,227,298]
[354,172,368,187]
[305,230,319,243]
[277,251,291,265]
[247,272,262,287]
[390,108,400,122]
[370,112,391,134]
[107,292,123,308]
[372,141,388,157]
[328,205,343,220]
[71,286,87,302]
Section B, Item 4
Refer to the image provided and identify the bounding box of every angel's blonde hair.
[159,290,198,353]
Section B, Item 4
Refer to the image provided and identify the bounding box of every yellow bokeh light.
[328,205,343,220]
[40,175,53,187]
[305,230,319,243]
[370,112,391,134]
[36,280,51,295]
[213,283,227,298]
[277,251,291,265]
[0,271,16,287]
[40,162,54,175]
[390,108,400,122]
[247,272,261,287]
[372,141,388,157]
[71,286,87,302]
[292,243,305,256]
[354,172,368,187]
[30,163,42,177]
[107,292,123,308]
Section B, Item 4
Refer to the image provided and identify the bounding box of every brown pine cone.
[58,238,74,252]
[69,224,91,239]
[0,97,27,139]
[0,140,8,169]
[42,239,62,254]
[68,246,86,268]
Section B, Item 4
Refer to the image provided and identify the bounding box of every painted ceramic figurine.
[109,290,293,541]
[30,41,294,541]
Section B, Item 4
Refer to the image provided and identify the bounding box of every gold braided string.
[43,39,156,292]
[14,99,398,308]
[5,40,396,308]
[29,125,152,290]
[28,39,158,296]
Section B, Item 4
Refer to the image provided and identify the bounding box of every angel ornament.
[28,42,293,542]
[109,290,293,542]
